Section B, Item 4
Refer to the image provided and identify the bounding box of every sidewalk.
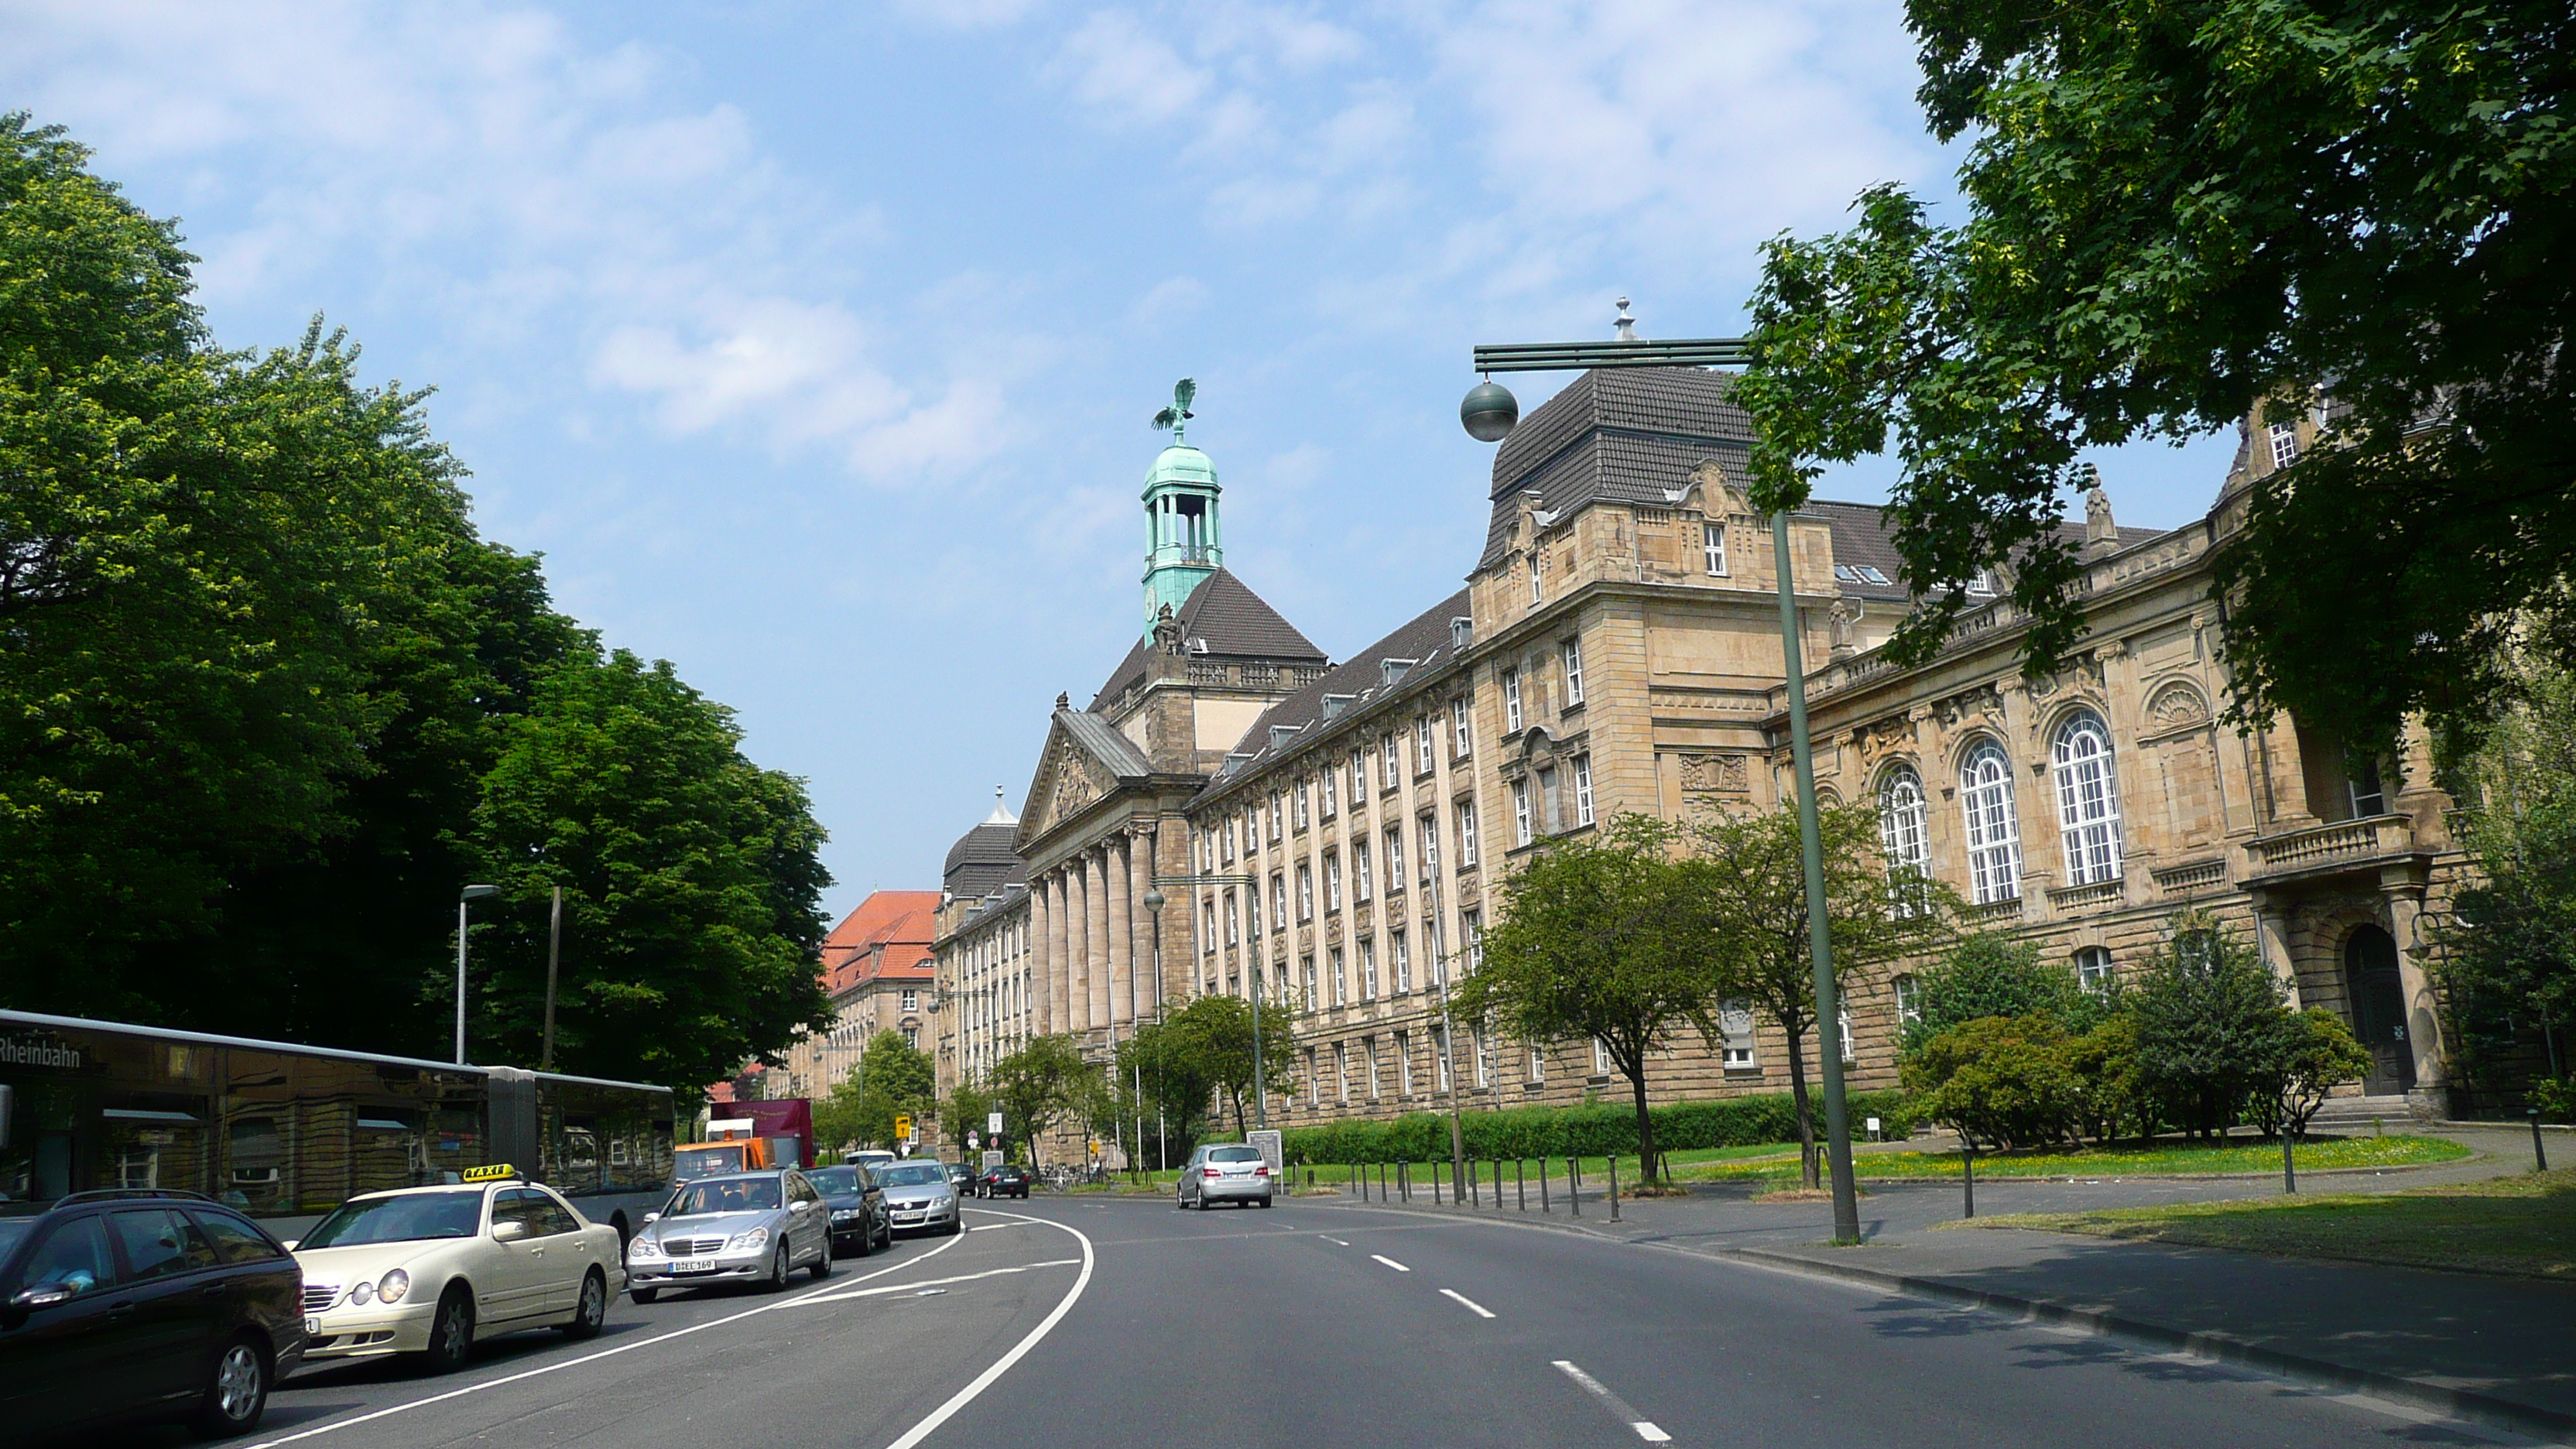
[1326,1129,2576,1440]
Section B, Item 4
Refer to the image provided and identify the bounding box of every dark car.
[945,1163,975,1195]
[803,1165,890,1258]
[0,1188,306,1440]
[979,1164,1030,1200]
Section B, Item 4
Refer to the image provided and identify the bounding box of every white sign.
[982,1149,1002,1168]
[1247,1129,1283,1177]
[967,1132,980,1149]
[988,1112,1004,1136]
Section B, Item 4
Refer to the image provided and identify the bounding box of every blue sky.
[6,0,2238,922]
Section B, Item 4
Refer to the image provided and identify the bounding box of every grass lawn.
[1038,1141,1810,1196]
[1954,1167,2576,1279]
[1677,1134,2471,1184]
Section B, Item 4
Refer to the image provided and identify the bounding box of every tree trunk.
[1229,1087,1247,1137]
[1627,1068,1658,1186]
[1785,1023,1817,1190]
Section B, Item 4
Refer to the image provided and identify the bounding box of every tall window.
[1416,717,1435,773]
[1365,1037,1382,1098]
[1473,1029,1492,1088]
[1381,735,1401,790]
[1503,670,1523,731]
[1353,841,1372,901]
[1419,814,1440,882]
[1703,520,1728,575]
[1268,793,1283,843]
[1360,938,1379,1000]
[1527,1043,1547,1082]
[1330,945,1347,1006]
[1530,551,1545,605]
[1301,955,1317,1010]
[1720,999,1756,1069]
[1455,800,1479,867]
[1297,865,1314,922]
[1452,697,1472,756]
[1877,765,1931,913]
[2051,710,2124,886]
[1321,768,1337,817]
[1335,1041,1350,1101]
[1350,750,1367,800]
[1397,1031,1416,1095]
[1562,639,1585,705]
[1391,930,1411,993]
[1434,1025,1452,1092]
[1324,851,1343,910]
[1295,780,1310,831]
[1225,893,1240,944]
[1384,825,1404,887]
[1203,899,1218,952]
[1246,882,1264,937]
[2347,749,2387,817]
[1512,779,1533,846]
[2075,946,2115,994]
[1893,975,1920,1024]
[1305,1048,1319,1105]
[1591,1038,1612,1077]
[1960,739,2023,903]
[1573,755,1595,827]
[2268,420,2299,469]
[1460,910,1482,974]
[901,988,918,1012]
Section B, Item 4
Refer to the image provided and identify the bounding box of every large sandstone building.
[933,368,2465,1145]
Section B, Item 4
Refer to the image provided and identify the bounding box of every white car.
[289,1173,625,1372]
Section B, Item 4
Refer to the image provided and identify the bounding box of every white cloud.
[1054,11,1212,127]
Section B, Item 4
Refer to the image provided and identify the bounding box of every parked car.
[1177,1145,1273,1210]
[0,1187,305,1440]
[978,1163,1030,1199]
[874,1161,963,1235]
[803,1165,890,1258]
[292,1171,622,1372]
[625,1170,832,1301]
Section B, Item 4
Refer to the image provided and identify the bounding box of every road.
[84,1194,2535,1449]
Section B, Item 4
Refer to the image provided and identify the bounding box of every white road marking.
[1554,1360,1670,1444]
[1438,1288,1495,1319]
[245,1225,977,1448]
[880,1209,1096,1449]
[1321,1235,1350,1246]
[1371,1254,1411,1272]
[794,1259,1083,1305]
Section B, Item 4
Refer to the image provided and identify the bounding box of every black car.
[979,1164,1030,1199]
[803,1165,891,1257]
[945,1163,975,1195]
[0,1188,306,1440]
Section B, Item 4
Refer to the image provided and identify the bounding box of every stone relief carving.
[1677,753,1752,795]
[1935,682,2006,731]
[2146,681,2211,732]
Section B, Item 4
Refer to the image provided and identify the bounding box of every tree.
[1114,1016,1215,1170]
[986,1035,1096,1170]
[1899,931,2105,1057]
[944,1079,997,1160]
[1903,1015,2081,1150]
[2129,917,2302,1138]
[1454,814,1720,1188]
[814,1029,937,1152]
[1163,994,1297,1139]
[1734,4,2576,745]
[2257,1010,2375,1142]
[1690,804,1951,1187]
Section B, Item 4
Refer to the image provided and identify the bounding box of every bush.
[2526,1076,2575,1123]
[2062,1013,2156,1144]
[1903,1015,2081,1149]
[2260,1009,2375,1139]
[1280,1090,1923,1168]
[2130,918,2300,1138]
[1901,932,2104,1057]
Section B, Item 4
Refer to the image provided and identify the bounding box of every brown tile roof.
[1091,567,1325,711]
[820,890,940,995]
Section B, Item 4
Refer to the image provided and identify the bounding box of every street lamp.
[1143,887,1166,1173]
[1456,308,1862,1242]
[1153,872,1265,1132]
[455,884,500,1066]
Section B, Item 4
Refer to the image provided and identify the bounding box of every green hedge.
[1280,1090,1923,1165]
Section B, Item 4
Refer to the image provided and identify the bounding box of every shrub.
[1903,1015,2081,1149]
[2063,1012,2156,1144]
[2129,916,2300,1138]
[2259,1009,2375,1139]
[2534,1077,2576,1122]
[1901,932,2103,1057]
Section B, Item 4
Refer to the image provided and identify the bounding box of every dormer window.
[1530,551,1545,605]
[2269,420,2300,470]
[1966,570,1998,598]
[1703,522,1727,576]
[1382,658,1416,688]
[1450,617,1473,649]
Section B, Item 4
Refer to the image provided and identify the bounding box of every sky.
[4,0,2240,924]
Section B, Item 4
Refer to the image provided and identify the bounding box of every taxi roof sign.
[461,1163,521,1183]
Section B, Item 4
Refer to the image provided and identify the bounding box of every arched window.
[1960,739,2021,904]
[1877,765,1930,914]
[2052,709,2125,886]
[2074,946,2115,994]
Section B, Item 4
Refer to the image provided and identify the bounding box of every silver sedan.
[624,1170,833,1300]
[873,1161,964,1235]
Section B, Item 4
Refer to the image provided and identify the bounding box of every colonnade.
[1026,826,1166,1043]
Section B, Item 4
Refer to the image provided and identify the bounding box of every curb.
[1317,1192,2576,1444]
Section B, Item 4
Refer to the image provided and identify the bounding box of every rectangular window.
[1512,780,1533,846]
[900,988,917,1012]
[1295,780,1310,831]
[1562,639,1585,706]
[1365,1037,1381,1098]
[1503,670,1523,732]
[1703,520,1728,575]
[2074,949,2114,995]
[904,1026,919,1050]
[1474,1029,1492,1089]
[1266,874,1284,933]
[1353,841,1372,902]
[1419,814,1439,884]
[1224,819,1237,864]
[1573,755,1595,827]
[1456,800,1479,867]
[1297,865,1314,922]
[1202,899,1218,954]
[1527,1043,1546,1082]
[1423,918,1444,988]
[1306,1048,1319,1105]
[1434,1026,1453,1092]
[1301,954,1317,1010]
[1530,550,1545,605]
[1591,1038,1612,1077]
[1416,717,1435,774]
[1391,930,1412,994]
[1224,894,1238,945]
[1321,769,1337,817]
[1383,825,1404,889]
[2268,420,2299,470]
[1461,910,1482,974]
[1452,697,1472,757]
[1360,939,1379,1001]
[1397,1030,1416,1095]
[1351,750,1367,801]
[1325,851,1343,911]
[1335,1041,1350,1102]
[1330,945,1347,1007]
[1721,999,1757,1069]
[1269,793,1283,843]
[1382,735,1401,790]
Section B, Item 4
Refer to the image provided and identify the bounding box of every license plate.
[671,1258,718,1275]
[305,1317,320,1337]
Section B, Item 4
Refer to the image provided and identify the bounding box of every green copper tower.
[1142,378,1221,635]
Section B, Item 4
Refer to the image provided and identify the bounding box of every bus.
[0,1009,677,1244]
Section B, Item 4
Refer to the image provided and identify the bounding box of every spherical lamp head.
[1460,380,1519,443]
[1142,888,1166,913]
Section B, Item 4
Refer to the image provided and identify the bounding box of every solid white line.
[1370,1254,1411,1272]
[246,1229,975,1448]
[1437,1288,1495,1319]
[879,1208,1095,1449]
[794,1259,1081,1305]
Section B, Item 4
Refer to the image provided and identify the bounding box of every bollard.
[1495,1158,1505,1211]
[1399,1160,1410,1203]
[1434,1162,1444,1206]
[1516,1158,1526,1211]
[1540,1158,1551,1213]
[1379,1161,1388,1202]
[1307,1168,1315,1192]
[2282,1133,2297,1194]
[1962,1143,1976,1220]
[1465,1159,1476,1208]
[1571,1156,1581,1217]
[2537,1109,2551,1173]
[1609,1154,1621,1221]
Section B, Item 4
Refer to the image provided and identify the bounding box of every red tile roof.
[820,890,940,995]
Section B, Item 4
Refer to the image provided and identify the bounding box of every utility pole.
[540,885,564,1072]
[454,883,499,1066]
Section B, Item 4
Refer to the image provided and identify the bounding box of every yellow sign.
[894,1115,913,1141]
[461,1163,518,1183]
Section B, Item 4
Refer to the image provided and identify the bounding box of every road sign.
[967,1131,980,1150]
[1248,1129,1283,1176]
[894,1114,913,1142]
[988,1111,1003,1136]
[982,1149,1002,1169]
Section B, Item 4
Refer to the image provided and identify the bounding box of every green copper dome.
[1143,441,1218,495]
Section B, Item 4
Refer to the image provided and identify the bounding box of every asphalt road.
[74,1194,2546,1449]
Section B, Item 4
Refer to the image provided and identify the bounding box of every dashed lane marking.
[1321,1236,1351,1246]
[1439,1289,1496,1319]
[1554,1359,1671,1443]
[1371,1254,1411,1272]
[794,1259,1084,1306]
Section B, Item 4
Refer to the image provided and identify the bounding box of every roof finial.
[1613,296,1638,342]
[1151,378,1197,444]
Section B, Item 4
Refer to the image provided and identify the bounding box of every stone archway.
[2342,925,2414,1094]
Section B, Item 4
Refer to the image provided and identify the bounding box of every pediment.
[1016,714,1139,848]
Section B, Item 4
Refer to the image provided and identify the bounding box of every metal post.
[1963,1142,1976,1219]
[1433,1162,1443,1206]
[2282,1132,2297,1194]
[1540,1158,1552,1213]
[1516,1159,1526,1211]
[454,899,470,1066]
[1773,510,1862,1243]
[1251,959,1266,1132]
[540,885,562,1071]
[1495,1158,1504,1211]
[2535,1109,2550,1172]
[1571,1156,1581,1217]
[1609,1155,1621,1221]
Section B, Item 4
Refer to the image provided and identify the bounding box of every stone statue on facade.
[2084,466,2119,557]
[1829,596,1864,659]
[1153,601,1186,656]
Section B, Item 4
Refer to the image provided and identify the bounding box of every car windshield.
[665,1177,782,1215]
[673,1146,748,1182]
[1209,1146,1262,1163]
[878,1164,947,1187]
[300,1190,485,1248]
[807,1167,861,1194]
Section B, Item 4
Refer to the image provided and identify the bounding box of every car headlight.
[629,1235,663,1258]
[351,1279,375,1305]
[831,1209,861,1221]
[728,1227,769,1252]
[377,1269,409,1306]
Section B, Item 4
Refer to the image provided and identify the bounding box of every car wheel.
[631,1286,659,1305]
[561,1269,608,1339]
[763,1244,790,1293]
[190,1334,269,1437]
[808,1236,833,1280]
[424,1286,475,1374]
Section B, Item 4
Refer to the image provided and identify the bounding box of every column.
[1086,848,1113,1033]
[1028,879,1052,1036]
[1069,864,1092,1036]
[1046,870,1071,1034]
[2383,878,2445,1092]
[1105,835,1132,1029]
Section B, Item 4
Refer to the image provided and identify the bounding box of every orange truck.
[673,1098,815,1183]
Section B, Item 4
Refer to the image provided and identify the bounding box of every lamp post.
[1458,307,1862,1242]
[455,883,500,1066]
[1143,887,1165,1174]
[1154,872,1263,1130]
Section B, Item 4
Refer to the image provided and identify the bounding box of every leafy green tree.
[1734,3,2576,744]
[456,646,831,1094]
[2129,917,2301,1138]
[2257,1010,2375,1141]
[814,1029,937,1151]
[1899,932,2105,1056]
[1455,814,1719,1187]
[1903,1015,2080,1150]
[1113,1017,1214,1170]
[986,1034,1096,1170]
[943,1079,996,1160]
[1163,993,1297,1139]
[1690,804,1951,1187]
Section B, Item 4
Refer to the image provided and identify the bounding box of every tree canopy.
[1161,993,1299,1138]
[1735,2,2575,743]
[985,1035,1100,1170]
[814,1030,938,1152]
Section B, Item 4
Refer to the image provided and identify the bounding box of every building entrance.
[2343,925,2413,1094]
